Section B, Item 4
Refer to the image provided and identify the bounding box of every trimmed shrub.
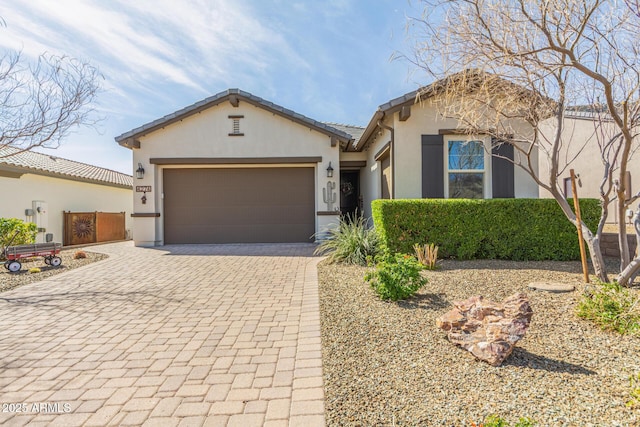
[314,213,379,266]
[74,250,88,259]
[365,253,427,300]
[371,199,600,261]
[0,218,37,249]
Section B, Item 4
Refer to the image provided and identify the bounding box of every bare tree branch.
[406,0,640,283]
[0,50,101,158]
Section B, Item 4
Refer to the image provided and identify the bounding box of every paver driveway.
[0,242,325,426]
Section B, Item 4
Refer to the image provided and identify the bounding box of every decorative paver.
[527,281,575,293]
[0,242,325,426]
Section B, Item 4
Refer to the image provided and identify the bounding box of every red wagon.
[2,243,63,273]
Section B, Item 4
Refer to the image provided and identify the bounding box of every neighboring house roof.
[0,147,133,189]
[115,89,354,149]
[323,122,365,148]
[564,105,616,121]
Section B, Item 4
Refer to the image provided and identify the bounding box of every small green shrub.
[0,218,37,249]
[74,250,87,259]
[314,213,379,266]
[513,418,536,427]
[627,372,640,408]
[472,415,536,427]
[365,253,427,300]
[482,415,509,427]
[28,267,41,274]
[577,281,640,335]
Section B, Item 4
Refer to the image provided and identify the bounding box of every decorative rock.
[528,281,575,293]
[436,293,533,366]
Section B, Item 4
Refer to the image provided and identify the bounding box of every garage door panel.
[165,224,313,244]
[163,168,315,244]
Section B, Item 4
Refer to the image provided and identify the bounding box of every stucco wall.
[130,100,341,246]
[538,117,640,223]
[393,101,458,199]
[0,173,132,244]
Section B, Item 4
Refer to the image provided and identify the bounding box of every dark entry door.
[340,171,360,217]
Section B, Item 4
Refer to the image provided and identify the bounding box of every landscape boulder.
[436,293,533,366]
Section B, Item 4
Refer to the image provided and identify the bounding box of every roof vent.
[228,115,244,136]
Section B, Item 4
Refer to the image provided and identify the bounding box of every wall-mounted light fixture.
[136,163,145,179]
[326,162,334,178]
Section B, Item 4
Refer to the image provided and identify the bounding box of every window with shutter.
[446,139,485,198]
[443,135,491,199]
[423,134,515,199]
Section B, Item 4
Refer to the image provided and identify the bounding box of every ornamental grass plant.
[314,212,379,266]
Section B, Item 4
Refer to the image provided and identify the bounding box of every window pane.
[448,140,484,170]
[449,173,484,199]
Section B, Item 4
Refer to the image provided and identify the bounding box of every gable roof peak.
[115,89,353,148]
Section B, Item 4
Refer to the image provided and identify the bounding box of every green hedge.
[371,198,600,261]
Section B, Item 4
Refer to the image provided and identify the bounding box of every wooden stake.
[570,169,590,283]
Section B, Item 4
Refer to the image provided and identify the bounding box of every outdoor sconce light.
[326,162,334,178]
[136,163,145,179]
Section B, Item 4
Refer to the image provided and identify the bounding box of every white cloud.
[1,0,311,104]
[1,0,418,148]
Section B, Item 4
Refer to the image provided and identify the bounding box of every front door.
[340,171,360,217]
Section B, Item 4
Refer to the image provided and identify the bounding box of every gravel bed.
[319,259,640,426]
[1,248,108,293]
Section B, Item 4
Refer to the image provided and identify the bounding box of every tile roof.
[115,89,354,148]
[355,70,541,151]
[323,122,365,145]
[0,146,133,189]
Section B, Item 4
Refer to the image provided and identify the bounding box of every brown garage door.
[163,168,315,244]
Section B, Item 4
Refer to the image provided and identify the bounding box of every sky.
[1,0,429,174]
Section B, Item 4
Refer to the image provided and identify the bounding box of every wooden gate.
[63,212,126,246]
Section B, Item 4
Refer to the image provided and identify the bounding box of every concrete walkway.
[0,242,325,426]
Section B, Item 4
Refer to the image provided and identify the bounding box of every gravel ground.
[319,259,640,426]
[1,248,108,293]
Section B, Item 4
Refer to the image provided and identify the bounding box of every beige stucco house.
[116,86,540,247]
[0,147,133,244]
[537,113,639,223]
[352,89,540,215]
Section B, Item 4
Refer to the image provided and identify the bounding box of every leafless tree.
[402,0,640,284]
[0,49,101,158]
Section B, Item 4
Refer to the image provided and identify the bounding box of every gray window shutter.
[491,140,514,198]
[422,135,444,198]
